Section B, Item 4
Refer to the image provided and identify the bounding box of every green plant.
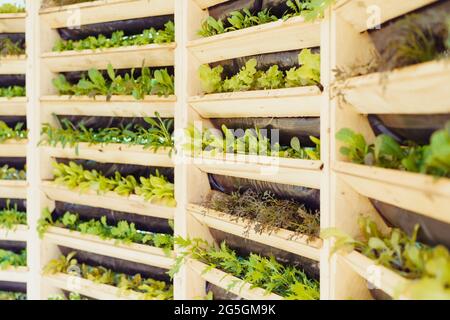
[336,122,450,178]
[285,49,321,87]
[0,291,27,300]
[48,292,88,300]
[0,86,26,98]
[296,0,336,21]
[0,121,28,143]
[170,238,319,300]
[51,161,176,206]
[0,249,26,270]
[321,217,450,299]
[0,38,25,57]
[0,165,26,180]
[0,3,25,13]
[44,252,173,300]
[0,200,26,230]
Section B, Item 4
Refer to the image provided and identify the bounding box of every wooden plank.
[188,259,283,300]
[0,98,27,116]
[42,144,174,168]
[0,140,27,157]
[0,13,26,33]
[0,267,28,283]
[194,0,229,10]
[44,227,174,269]
[187,16,321,63]
[334,162,450,225]
[40,95,175,118]
[189,87,322,117]
[188,204,322,261]
[0,180,27,199]
[39,0,175,29]
[0,56,26,75]
[338,59,450,114]
[41,181,175,219]
[335,0,438,33]
[42,44,176,72]
[0,225,28,241]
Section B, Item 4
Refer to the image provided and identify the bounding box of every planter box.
[189,87,322,118]
[0,140,27,157]
[42,44,176,73]
[0,225,28,242]
[0,266,28,283]
[188,204,322,261]
[0,55,26,75]
[0,97,27,116]
[0,180,27,199]
[194,0,229,10]
[0,13,26,33]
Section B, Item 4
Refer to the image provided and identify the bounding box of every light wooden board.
[338,59,450,114]
[188,204,322,261]
[0,225,28,241]
[0,56,26,74]
[0,140,27,157]
[187,16,321,63]
[39,0,175,29]
[0,267,28,283]
[41,181,175,219]
[42,44,176,72]
[0,98,27,115]
[194,0,229,10]
[0,180,27,199]
[44,227,174,269]
[188,259,283,300]
[0,13,26,33]
[189,87,322,117]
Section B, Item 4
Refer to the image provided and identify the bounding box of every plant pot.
[209,228,320,280]
[0,198,26,212]
[59,247,170,282]
[0,157,26,171]
[0,75,25,87]
[368,114,450,145]
[370,199,450,249]
[209,174,320,211]
[0,240,25,252]
[53,201,173,234]
[0,281,26,293]
[209,116,320,147]
[57,15,174,41]
[206,282,243,300]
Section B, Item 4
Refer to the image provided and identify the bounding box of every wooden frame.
[0,13,26,33]
[0,55,27,74]
[0,225,29,242]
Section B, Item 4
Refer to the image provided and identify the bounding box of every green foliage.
[51,161,176,206]
[295,0,336,21]
[199,49,320,93]
[0,3,25,13]
[226,8,277,32]
[336,123,450,178]
[53,21,175,52]
[38,208,173,253]
[321,217,450,299]
[0,121,28,143]
[0,38,25,57]
[0,165,26,181]
[53,64,174,99]
[44,252,173,300]
[0,86,26,98]
[48,292,88,300]
[170,238,320,300]
[184,123,320,160]
[0,249,26,270]
[40,113,174,154]
[0,200,26,230]
[0,291,27,300]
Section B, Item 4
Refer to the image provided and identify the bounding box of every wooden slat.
[40,95,175,118]
[41,181,175,219]
[0,267,28,283]
[42,44,176,72]
[44,227,174,269]
[0,225,28,241]
[189,87,322,118]
[42,144,173,168]
[187,16,321,63]
[0,97,27,116]
[188,259,283,300]
[338,60,450,114]
[0,13,26,33]
[188,204,322,261]
[39,0,174,29]
[0,140,27,157]
[0,56,26,74]
[334,162,450,224]
[0,180,27,199]
[194,0,229,10]
[335,0,438,33]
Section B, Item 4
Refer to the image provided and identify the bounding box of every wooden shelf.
[187,16,321,63]
[41,181,175,219]
[0,56,26,75]
[42,44,176,73]
[44,227,173,269]
[188,204,322,261]
[189,87,322,118]
[40,95,175,118]
[0,225,28,241]
[334,162,450,225]
[0,13,26,33]
[43,273,145,300]
[334,0,438,33]
[0,267,28,283]
[188,259,283,300]
[337,59,450,114]
[0,180,27,199]
[42,144,173,168]
[39,0,174,29]
[195,156,322,189]
[0,140,27,157]
[194,0,229,10]
[0,98,27,116]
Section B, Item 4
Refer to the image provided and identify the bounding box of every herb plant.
[0,3,25,13]
[0,38,25,57]
[0,86,26,98]
[170,238,320,300]
[0,121,28,143]
[0,165,26,180]
[0,200,26,230]
[44,252,173,300]
[0,249,26,270]
[0,291,27,300]
[48,292,88,300]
